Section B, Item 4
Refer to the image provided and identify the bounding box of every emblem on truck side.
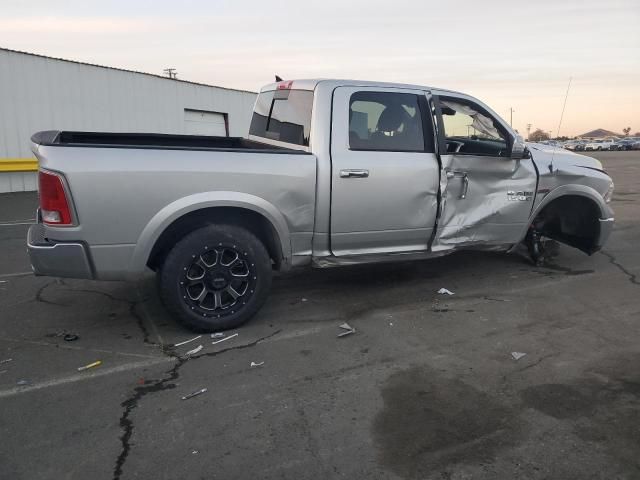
[507,191,533,201]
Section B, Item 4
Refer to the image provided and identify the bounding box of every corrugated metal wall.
[0,48,257,193]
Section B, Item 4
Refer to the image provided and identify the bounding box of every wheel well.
[147,207,284,271]
[531,195,601,254]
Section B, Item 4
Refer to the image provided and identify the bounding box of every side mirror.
[510,134,527,160]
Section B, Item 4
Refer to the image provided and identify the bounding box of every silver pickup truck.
[28,79,615,331]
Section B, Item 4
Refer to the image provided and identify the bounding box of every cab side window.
[349,92,433,152]
[437,97,509,156]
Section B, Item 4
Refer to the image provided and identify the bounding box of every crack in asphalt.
[34,280,68,306]
[62,288,156,346]
[112,329,281,480]
[600,250,639,286]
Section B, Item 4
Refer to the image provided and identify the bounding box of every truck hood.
[526,142,604,172]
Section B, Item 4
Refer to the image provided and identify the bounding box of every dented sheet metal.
[528,143,612,212]
[432,152,537,250]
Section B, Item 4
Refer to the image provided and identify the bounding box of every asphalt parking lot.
[1,151,639,480]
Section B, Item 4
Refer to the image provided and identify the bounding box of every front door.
[330,87,440,256]
[432,95,537,250]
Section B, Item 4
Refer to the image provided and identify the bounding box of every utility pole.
[509,107,515,127]
[163,68,178,79]
[526,123,532,141]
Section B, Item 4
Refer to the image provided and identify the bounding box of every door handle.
[446,170,469,199]
[340,169,369,178]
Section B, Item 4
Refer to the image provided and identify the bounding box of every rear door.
[431,95,537,250]
[329,86,440,256]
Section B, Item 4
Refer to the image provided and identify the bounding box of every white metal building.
[0,47,257,193]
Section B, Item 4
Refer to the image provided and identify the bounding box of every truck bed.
[31,130,302,154]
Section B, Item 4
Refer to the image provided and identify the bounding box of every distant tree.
[557,136,569,141]
[529,129,550,142]
[623,127,631,136]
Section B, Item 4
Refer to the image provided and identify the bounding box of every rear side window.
[249,89,313,146]
[349,92,433,152]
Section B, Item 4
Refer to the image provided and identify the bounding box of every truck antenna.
[549,76,572,173]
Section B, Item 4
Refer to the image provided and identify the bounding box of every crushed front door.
[431,95,537,251]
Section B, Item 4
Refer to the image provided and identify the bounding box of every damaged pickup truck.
[28,79,615,331]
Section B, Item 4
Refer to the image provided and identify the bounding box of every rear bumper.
[27,223,94,279]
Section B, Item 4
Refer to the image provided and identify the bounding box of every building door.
[184,109,228,136]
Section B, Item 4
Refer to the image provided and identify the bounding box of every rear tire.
[159,224,272,332]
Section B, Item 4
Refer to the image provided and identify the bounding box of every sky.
[1,0,638,137]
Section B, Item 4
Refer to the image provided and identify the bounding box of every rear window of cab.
[249,89,313,146]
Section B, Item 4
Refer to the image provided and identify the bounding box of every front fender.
[515,184,613,243]
[128,191,292,277]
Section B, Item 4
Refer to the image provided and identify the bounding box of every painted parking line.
[0,356,174,398]
[0,336,164,360]
[0,272,33,279]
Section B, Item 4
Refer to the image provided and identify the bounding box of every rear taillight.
[39,170,73,225]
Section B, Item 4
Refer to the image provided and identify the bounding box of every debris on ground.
[16,379,30,385]
[484,296,511,302]
[338,322,356,337]
[212,333,238,345]
[184,345,203,356]
[192,450,199,455]
[301,298,308,302]
[63,334,79,342]
[174,335,202,347]
[77,360,102,371]
[0,370,7,375]
[250,361,265,367]
[0,358,13,365]
[210,333,225,339]
[181,388,207,400]
[437,288,455,295]
[511,352,527,361]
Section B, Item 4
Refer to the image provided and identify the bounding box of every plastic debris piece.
[301,298,308,302]
[0,370,7,375]
[0,280,7,283]
[184,345,203,356]
[77,360,102,371]
[181,388,207,400]
[174,335,202,347]
[17,379,29,385]
[63,334,79,342]
[338,322,356,337]
[210,333,225,339]
[250,361,265,367]
[0,358,13,365]
[437,288,455,295]
[192,450,199,455]
[212,333,238,345]
[511,352,527,361]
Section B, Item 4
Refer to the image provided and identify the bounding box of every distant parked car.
[574,141,587,151]
[585,139,615,151]
[614,139,634,151]
[563,141,581,151]
[625,140,638,150]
